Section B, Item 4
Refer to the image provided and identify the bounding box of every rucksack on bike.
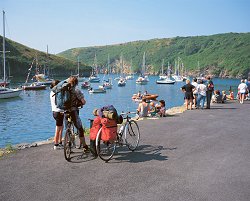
[101,118,117,142]
[97,105,120,123]
[52,80,71,110]
[90,116,102,140]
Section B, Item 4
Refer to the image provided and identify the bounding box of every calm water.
[0,75,240,148]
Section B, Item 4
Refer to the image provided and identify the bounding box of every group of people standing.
[181,76,214,110]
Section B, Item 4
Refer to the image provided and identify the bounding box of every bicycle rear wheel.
[125,120,140,151]
[64,129,72,161]
[96,127,117,162]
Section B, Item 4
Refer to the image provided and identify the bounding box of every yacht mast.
[2,10,6,84]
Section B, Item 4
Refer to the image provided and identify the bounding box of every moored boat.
[88,87,106,94]
[22,82,46,90]
[81,81,91,89]
[156,78,175,84]
[118,78,126,87]
[0,11,22,99]
[0,87,22,99]
[132,93,158,101]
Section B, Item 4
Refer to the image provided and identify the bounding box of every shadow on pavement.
[111,144,177,163]
[66,149,96,163]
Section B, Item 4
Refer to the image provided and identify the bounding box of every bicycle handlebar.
[120,111,137,116]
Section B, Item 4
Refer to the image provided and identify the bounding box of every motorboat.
[88,87,106,94]
[101,78,113,89]
[89,75,100,83]
[118,78,126,87]
[22,82,46,90]
[0,87,22,99]
[81,81,91,89]
[132,93,158,101]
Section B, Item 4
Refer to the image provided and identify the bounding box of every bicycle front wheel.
[64,129,72,161]
[96,127,117,162]
[125,120,140,151]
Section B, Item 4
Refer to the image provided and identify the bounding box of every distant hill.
[58,32,250,78]
[0,36,92,79]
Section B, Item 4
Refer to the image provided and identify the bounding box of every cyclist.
[67,76,89,152]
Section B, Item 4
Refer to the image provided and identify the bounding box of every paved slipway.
[0,101,249,201]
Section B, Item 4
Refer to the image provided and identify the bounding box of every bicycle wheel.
[125,120,140,151]
[64,128,72,161]
[95,127,117,162]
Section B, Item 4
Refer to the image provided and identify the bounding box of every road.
[0,101,250,201]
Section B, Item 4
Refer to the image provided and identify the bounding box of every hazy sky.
[1,0,250,54]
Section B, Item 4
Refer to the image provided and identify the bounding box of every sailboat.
[35,45,53,85]
[172,57,183,82]
[74,56,85,82]
[89,53,100,83]
[22,57,46,90]
[156,62,175,84]
[126,59,134,80]
[0,10,22,99]
[136,52,149,85]
[99,54,112,89]
[117,53,126,87]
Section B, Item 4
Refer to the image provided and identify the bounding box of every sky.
[1,0,250,54]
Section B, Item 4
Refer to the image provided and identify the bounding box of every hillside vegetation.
[58,32,250,78]
[0,36,92,79]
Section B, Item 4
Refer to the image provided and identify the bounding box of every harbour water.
[0,75,241,148]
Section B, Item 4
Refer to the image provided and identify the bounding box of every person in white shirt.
[197,80,207,109]
[50,80,64,150]
[191,78,199,108]
[238,79,248,104]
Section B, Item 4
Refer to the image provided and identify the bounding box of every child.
[149,101,157,116]
[156,100,166,117]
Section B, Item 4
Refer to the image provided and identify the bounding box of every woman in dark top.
[181,79,195,110]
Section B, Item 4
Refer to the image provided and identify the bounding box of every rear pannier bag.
[89,116,102,140]
[101,118,117,141]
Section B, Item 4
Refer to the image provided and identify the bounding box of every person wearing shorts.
[181,79,195,110]
[238,79,248,104]
[50,80,64,150]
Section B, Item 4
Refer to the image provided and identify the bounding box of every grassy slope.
[58,32,250,78]
[0,36,91,78]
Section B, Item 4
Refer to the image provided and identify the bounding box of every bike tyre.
[64,129,72,161]
[95,127,117,162]
[125,120,140,151]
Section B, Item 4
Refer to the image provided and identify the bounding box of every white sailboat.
[156,62,175,84]
[74,56,85,82]
[172,57,184,82]
[117,53,126,86]
[126,59,134,80]
[0,10,22,99]
[100,54,112,89]
[22,57,46,90]
[136,52,149,85]
[89,53,100,83]
[35,45,53,85]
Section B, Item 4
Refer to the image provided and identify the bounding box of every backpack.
[52,80,71,110]
[207,81,214,91]
[97,105,119,121]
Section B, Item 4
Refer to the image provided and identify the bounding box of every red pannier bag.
[90,116,102,140]
[101,118,117,142]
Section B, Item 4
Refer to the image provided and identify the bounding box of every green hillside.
[58,32,250,78]
[0,36,92,79]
